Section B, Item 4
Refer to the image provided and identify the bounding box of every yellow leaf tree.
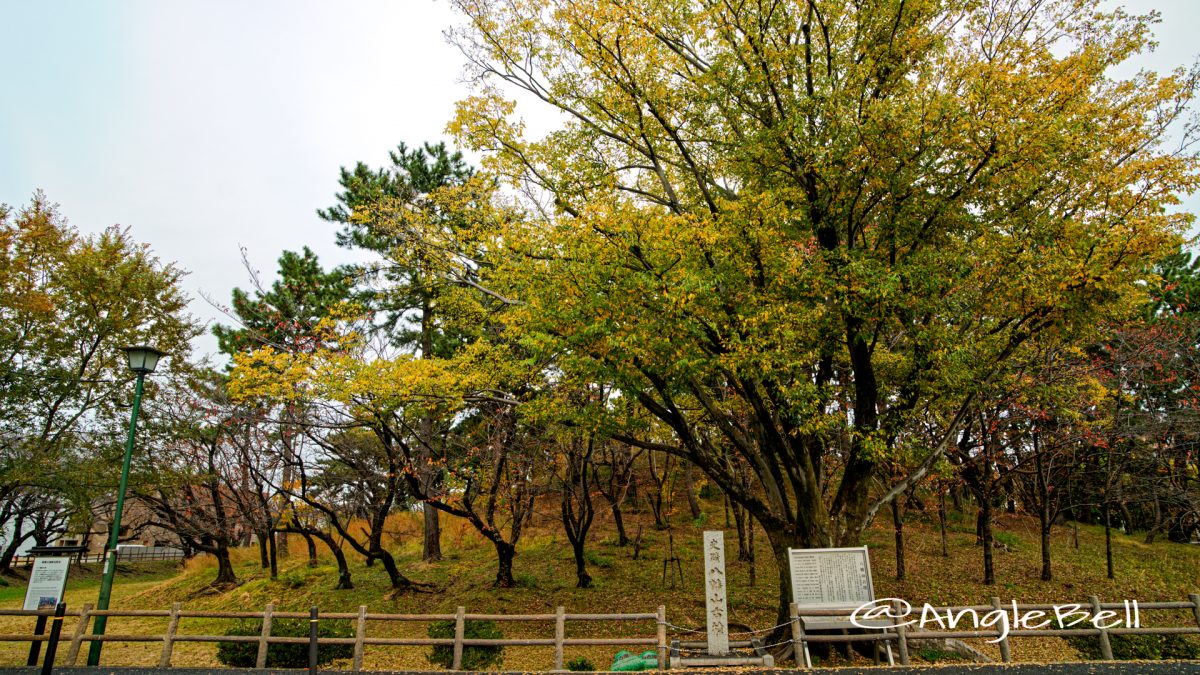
[447,0,1200,627]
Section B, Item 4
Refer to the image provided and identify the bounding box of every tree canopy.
[440,0,1200,621]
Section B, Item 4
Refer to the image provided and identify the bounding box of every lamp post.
[86,345,165,666]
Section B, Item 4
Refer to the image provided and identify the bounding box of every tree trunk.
[571,539,592,588]
[683,463,702,520]
[213,544,238,586]
[377,549,417,591]
[418,298,443,564]
[611,502,629,546]
[765,528,803,642]
[257,530,269,569]
[1146,497,1162,544]
[0,516,28,574]
[1104,504,1115,580]
[938,489,949,558]
[1036,450,1052,581]
[494,540,516,588]
[1118,501,1134,535]
[334,552,353,588]
[313,531,353,589]
[287,527,352,589]
[267,527,278,580]
[747,511,756,588]
[891,497,905,581]
[980,501,994,585]
[733,502,751,561]
[303,531,318,567]
[1039,512,1052,582]
[423,505,443,562]
[647,452,670,529]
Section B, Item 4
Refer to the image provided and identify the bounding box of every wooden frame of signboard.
[787,546,893,667]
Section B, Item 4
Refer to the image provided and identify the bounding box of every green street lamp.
[87,345,165,666]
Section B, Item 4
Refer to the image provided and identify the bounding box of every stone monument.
[670,530,773,668]
[703,530,729,656]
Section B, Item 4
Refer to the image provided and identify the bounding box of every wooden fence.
[789,594,1200,667]
[11,548,184,567]
[4,595,1200,671]
[0,603,667,671]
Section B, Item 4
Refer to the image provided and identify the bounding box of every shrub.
[216,617,353,668]
[567,656,596,671]
[1067,632,1200,661]
[697,483,720,499]
[917,647,968,663]
[427,619,504,670]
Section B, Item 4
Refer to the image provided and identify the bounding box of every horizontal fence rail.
[11,548,185,567]
[4,594,1199,671]
[789,594,1200,667]
[1,603,668,671]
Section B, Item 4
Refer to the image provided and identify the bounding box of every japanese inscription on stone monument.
[703,530,729,656]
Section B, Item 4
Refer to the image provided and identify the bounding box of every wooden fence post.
[1089,595,1114,660]
[352,605,367,672]
[1189,594,1200,635]
[65,603,93,666]
[256,603,275,669]
[553,606,566,671]
[307,606,319,675]
[158,602,182,667]
[452,606,465,670]
[789,603,807,668]
[990,597,1012,663]
[657,605,668,670]
[891,598,909,666]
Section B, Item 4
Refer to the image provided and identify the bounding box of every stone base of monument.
[668,638,775,668]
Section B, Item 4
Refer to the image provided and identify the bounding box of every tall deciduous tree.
[0,192,197,559]
[446,0,1199,628]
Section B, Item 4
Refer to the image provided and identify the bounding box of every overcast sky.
[2,0,1199,363]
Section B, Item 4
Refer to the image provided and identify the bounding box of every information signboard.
[787,546,874,608]
[787,546,890,667]
[23,558,70,611]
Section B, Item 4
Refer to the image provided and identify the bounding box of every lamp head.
[122,345,166,374]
